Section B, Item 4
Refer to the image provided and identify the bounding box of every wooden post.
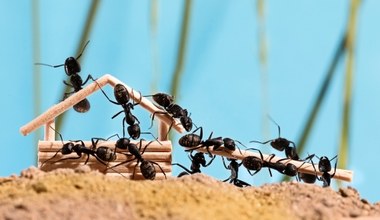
[44,119,55,141]
[158,120,170,141]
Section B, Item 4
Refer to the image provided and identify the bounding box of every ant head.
[116,138,130,150]
[114,84,130,104]
[194,152,206,165]
[180,116,193,132]
[318,156,332,172]
[64,57,81,76]
[153,93,174,107]
[61,142,75,154]
[270,138,288,151]
[223,138,235,150]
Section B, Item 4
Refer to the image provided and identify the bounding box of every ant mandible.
[35,40,92,113]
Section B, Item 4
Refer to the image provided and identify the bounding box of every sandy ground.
[0,166,378,220]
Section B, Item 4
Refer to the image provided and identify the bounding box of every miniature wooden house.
[20,74,185,180]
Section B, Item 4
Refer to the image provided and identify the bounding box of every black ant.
[146,92,193,134]
[41,128,117,168]
[221,157,250,187]
[35,41,92,113]
[108,139,166,180]
[172,150,216,177]
[178,127,223,157]
[250,117,299,160]
[306,155,337,187]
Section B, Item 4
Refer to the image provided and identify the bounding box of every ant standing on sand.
[222,157,250,187]
[35,41,92,113]
[172,150,216,177]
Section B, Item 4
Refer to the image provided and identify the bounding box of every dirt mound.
[0,166,378,220]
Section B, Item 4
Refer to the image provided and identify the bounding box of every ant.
[35,40,92,113]
[305,155,337,187]
[178,127,223,157]
[172,150,216,177]
[41,128,117,168]
[108,139,166,180]
[92,79,159,142]
[146,93,193,134]
[250,117,299,160]
[221,157,250,187]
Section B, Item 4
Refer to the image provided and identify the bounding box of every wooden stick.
[44,120,55,141]
[37,140,172,152]
[20,74,185,136]
[158,120,170,141]
[188,146,354,182]
[38,151,172,162]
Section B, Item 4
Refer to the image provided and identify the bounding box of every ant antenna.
[76,40,90,60]
[34,62,65,68]
[267,115,281,137]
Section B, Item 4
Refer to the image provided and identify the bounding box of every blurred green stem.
[338,0,361,170]
[168,0,192,138]
[256,0,270,140]
[56,0,100,132]
[169,0,192,98]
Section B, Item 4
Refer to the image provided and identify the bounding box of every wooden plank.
[38,140,172,152]
[44,120,55,141]
[38,151,172,162]
[39,161,171,173]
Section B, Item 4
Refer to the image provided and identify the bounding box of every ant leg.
[55,155,82,163]
[149,111,169,129]
[140,131,162,146]
[107,157,137,170]
[81,74,92,86]
[41,149,63,167]
[111,110,124,119]
[63,80,74,87]
[221,157,229,169]
[150,161,167,179]
[246,148,264,160]
[204,155,216,167]
[249,140,272,145]
[172,163,192,174]
[132,90,143,107]
[92,79,119,105]
[331,157,338,178]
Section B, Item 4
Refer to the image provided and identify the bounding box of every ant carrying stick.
[35,41,92,113]
[145,93,193,136]
[250,116,299,160]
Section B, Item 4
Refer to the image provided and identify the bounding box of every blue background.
[1,1,379,202]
